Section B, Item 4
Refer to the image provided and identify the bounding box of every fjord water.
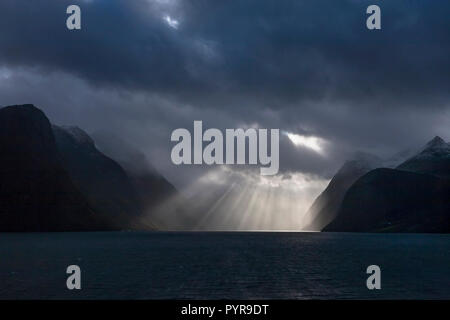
[0,232,449,299]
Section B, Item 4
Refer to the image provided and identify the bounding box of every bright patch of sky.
[284,132,326,154]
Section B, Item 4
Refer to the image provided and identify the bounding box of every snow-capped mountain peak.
[417,136,450,158]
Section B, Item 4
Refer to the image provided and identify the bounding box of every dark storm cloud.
[1,0,449,104]
[0,0,449,182]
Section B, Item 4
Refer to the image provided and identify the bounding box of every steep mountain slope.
[304,153,381,230]
[397,136,450,178]
[308,136,450,233]
[0,104,106,231]
[53,125,145,229]
[91,132,182,229]
[323,168,450,233]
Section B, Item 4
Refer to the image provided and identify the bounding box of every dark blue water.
[0,232,449,299]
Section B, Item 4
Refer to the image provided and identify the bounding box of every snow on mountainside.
[413,136,450,159]
[397,136,450,178]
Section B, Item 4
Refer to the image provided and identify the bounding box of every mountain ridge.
[321,136,450,233]
[52,124,146,229]
[0,104,175,231]
[397,135,450,178]
[0,104,106,231]
[303,153,382,231]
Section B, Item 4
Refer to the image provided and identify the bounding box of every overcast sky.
[0,0,449,207]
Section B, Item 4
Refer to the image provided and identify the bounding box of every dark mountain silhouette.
[324,137,450,233]
[0,104,179,231]
[0,104,107,231]
[52,125,146,229]
[304,153,381,231]
[323,168,450,232]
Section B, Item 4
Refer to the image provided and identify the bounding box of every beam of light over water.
[137,166,329,231]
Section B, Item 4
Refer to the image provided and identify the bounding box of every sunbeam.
[136,166,329,231]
